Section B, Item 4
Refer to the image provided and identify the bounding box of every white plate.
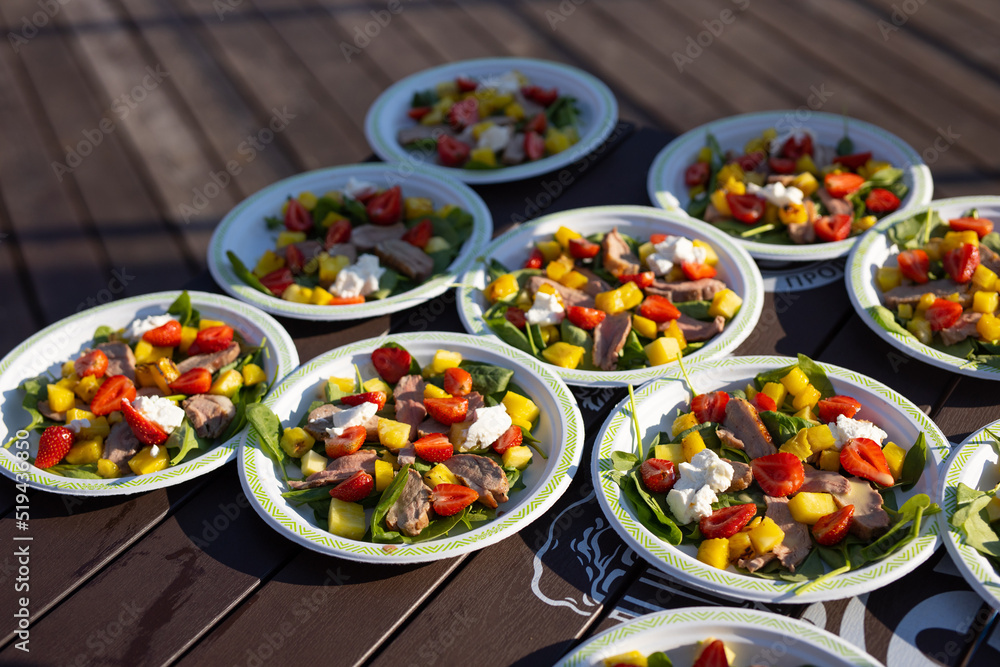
[647,110,933,262]
[0,291,299,495]
[940,419,1000,609]
[593,355,947,603]
[239,332,583,564]
[848,195,1000,380]
[457,205,764,387]
[555,607,883,667]
[364,57,618,184]
[207,163,493,321]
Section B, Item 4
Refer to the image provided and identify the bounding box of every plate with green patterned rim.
[555,606,883,666]
[647,110,933,262]
[847,196,1000,380]
[940,419,1000,609]
[593,355,947,603]
[238,332,583,563]
[364,57,618,184]
[207,163,493,321]
[0,291,298,495]
[457,205,764,387]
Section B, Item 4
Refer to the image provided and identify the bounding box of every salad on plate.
[602,638,789,667]
[946,426,1000,592]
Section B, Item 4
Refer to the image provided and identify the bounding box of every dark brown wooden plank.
[0,207,47,356]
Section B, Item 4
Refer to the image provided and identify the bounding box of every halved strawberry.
[407,106,431,121]
[691,391,729,424]
[285,243,306,274]
[865,188,900,214]
[753,393,777,412]
[823,173,865,198]
[424,397,468,425]
[284,198,313,232]
[751,452,804,497]
[524,112,547,135]
[448,97,479,130]
[524,131,545,161]
[816,395,862,423]
[325,425,366,458]
[840,438,894,487]
[693,639,730,667]
[341,391,387,411]
[330,296,365,305]
[768,156,797,174]
[699,503,757,539]
[925,298,964,331]
[943,243,980,284]
[371,346,412,384]
[143,320,182,347]
[414,433,453,463]
[168,368,212,395]
[402,219,433,249]
[568,238,600,259]
[949,216,994,238]
[329,471,374,502]
[35,426,74,469]
[455,76,477,92]
[443,367,473,397]
[121,398,169,446]
[260,267,294,296]
[566,305,606,330]
[681,261,717,281]
[505,306,527,329]
[324,219,352,248]
[897,249,930,284]
[432,483,478,516]
[637,295,681,323]
[618,271,655,289]
[491,424,522,454]
[74,349,108,378]
[523,247,544,269]
[812,504,855,546]
[187,326,234,356]
[521,85,558,107]
[831,151,871,169]
[639,458,677,493]
[90,375,137,416]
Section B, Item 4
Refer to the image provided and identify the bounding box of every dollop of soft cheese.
[745,181,804,207]
[832,414,887,448]
[66,418,91,435]
[344,177,377,201]
[332,254,385,298]
[461,405,513,452]
[477,70,521,96]
[133,395,185,433]
[123,314,176,342]
[149,445,161,457]
[645,236,707,276]
[768,128,816,158]
[666,449,734,524]
[327,401,379,437]
[526,291,565,325]
[477,125,512,153]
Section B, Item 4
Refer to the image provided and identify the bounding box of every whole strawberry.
[35,426,74,468]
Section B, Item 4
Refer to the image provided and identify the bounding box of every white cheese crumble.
[326,401,378,438]
[831,414,887,448]
[149,445,161,457]
[666,449,734,524]
[332,254,385,298]
[477,71,522,96]
[745,181,804,207]
[525,291,565,325]
[645,236,706,275]
[132,395,185,433]
[477,125,512,153]
[460,405,513,452]
[66,418,91,435]
[343,177,377,201]
[123,314,176,342]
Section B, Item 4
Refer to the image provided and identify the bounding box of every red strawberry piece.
[618,271,655,289]
[424,397,468,425]
[168,368,212,395]
[284,199,313,232]
[437,135,471,168]
[753,392,777,412]
[840,438,894,487]
[366,186,402,226]
[865,188,901,214]
[812,504,855,546]
[285,243,306,274]
[691,391,729,424]
[324,219,352,248]
[831,151,871,169]
[699,503,758,539]
[260,267,294,297]
[74,349,108,378]
[768,156,797,174]
[693,639,730,667]
[521,85,558,107]
[142,320,182,347]
[897,249,930,284]
[681,261,717,281]
[325,425,366,459]
[751,452,805,497]
[407,106,431,121]
[637,295,681,323]
[35,426,74,469]
[640,458,677,493]
[524,112,547,135]
[491,424,522,454]
[782,134,814,159]
[329,471,374,502]
[431,483,479,516]
[371,346,411,384]
[504,306,527,329]
[925,298,964,331]
[566,305,606,330]
[90,375,137,416]
[814,214,853,243]
[568,237,600,259]
[448,97,479,130]
[402,219,433,248]
[816,395,862,423]
[455,76,478,93]
[943,243,980,283]
[414,433,454,463]
[823,172,865,198]
[187,326,234,356]
[341,391,387,411]
[949,216,994,238]
[524,131,546,161]
[523,247,544,269]
[121,398,169,446]
[443,367,473,396]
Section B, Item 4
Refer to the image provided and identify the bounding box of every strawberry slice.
[325,425,366,459]
[505,306,527,329]
[768,156,797,174]
[618,271,655,289]
[448,97,479,130]
[699,503,757,539]
[753,393,777,412]
[943,243,980,283]
[431,483,479,516]
[693,639,730,667]
[865,188,900,214]
[121,398,169,445]
[324,219,352,248]
[188,326,234,356]
[524,131,545,161]
[168,368,212,395]
[521,85,558,107]
[812,504,855,546]
[566,305,606,330]
[260,267,294,296]
[691,391,729,424]
[90,375,137,416]
[329,471,374,502]
[407,106,431,121]
[897,249,930,284]
[414,433,454,463]
[840,437,894,487]
[640,458,677,493]
[284,199,313,232]
[143,320,182,347]
[751,452,805,497]
[637,295,681,323]
[371,346,412,384]
[523,247,544,269]
[925,298,964,331]
[341,391,387,411]
[437,135,470,168]
[949,216,994,238]
[402,219,433,249]
[524,112,547,135]
[816,395,862,423]
[455,76,477,92]
[832,151,871,169]
[424,397,468,425]
[285,243,306,274]
[823,172,866,198]
[35,425,74,469]
[74,349,108,378]
[568,238,600,259]
[443,367,473,397]
[681,261,717,281]
[491,424,522,454]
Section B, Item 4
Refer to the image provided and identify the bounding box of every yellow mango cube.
[431,350,462,374]
[602,651,647,667]
[209,369,243,398]
[128,445,169,476]
[779,203,808,225]
[559,270,589,291]
[280,427,315,458]
[544,127,570,154]
[327,498,367,540]
[374,459,395,491]
[134,340,173,364]
[708,289,742,319]
[792,384,822,410]
[672,412,700,437]
[502,391,539,424]
[780,367,810,395]
[97,458,124,479]
[682,430,707,462]
[819,449,841,472]
[319,211,348,228]
[539,325,560,345]
[310,286,334,306]
[56,374,79,392]
[469,147,497,167]
[710,188,732,217]
[179,326,198,353]
[554,226,582,248]
[697,538,731,570]
[319,254,351,286]
[972,264,998,292]
[749,516,785,554]
[542,342,586,369]
[66,407,95,423]
[618,282,644,311]
[66,438,103,465]
[662,320,688,350]
[377,418,411,451]
[654,443,685,465]
[46,384,76,413]
[545,260,570,282]
[329,376,355,393]
[978,313,1000,341]
[297,191,318,211]
[594,288,626,315]
[276,231,306,248]
[80,416,111,440]
[536,240,563,262]
[942,230,979,252]
[61,360,76,377]
[728,530,754,562]
[974,290,998,314]
[504,102,525,120]
[632,314,658,340]
[779,429,812,460]
[280,284,313,304]
[787,492,838,525]
[485,274,518,303]
[404,196,434,220]
[425,463,460,488]
[502,445,533,470]
[876,266,902,292]
[299,449,327,477]
[761,382,787,408]
[806,424,836,452]
[792,171,819,196]
[883,442,906,480]
[897,303,914,320]
[645,336,682,366]
[242,363,267,387]
[424,384,451,399]
[692,239,719,266]
[252,250,285,278]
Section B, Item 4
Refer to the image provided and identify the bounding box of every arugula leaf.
[899,433,927,492]
[228,251,271,295]
[867,305,915,339]
[168,421,205,466]
[458,361,513,396]
[371,464,412,543]
[246,403,287,482]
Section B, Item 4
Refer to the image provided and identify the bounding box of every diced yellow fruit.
[819,449,841,472]
[916,292,937,315]
[504,102,525,120]
[46,384,76,414]
[276,231,306,248]
[107,411,122,424]
[807,424,836,452]
[66,438,103,465]
[55,374,79,392]
[788,492,838,525]
[209,369,243,398]
[310,286,334,306]
[363,378,393,400]
[974,290,998,314]
[510,417,532,434]
[638,241,656,267]
[749,516,785,554]
[319,211,348,228]
[74,374,103,401]
[876,266,902,292]
[135,364,159,389]
[728,531,754,562]
[424,384,451,399]
[710,188,731,217]
[542,342,586,369]
[779,429,812,461]
[374,459,395,491]
[128,445,169,476]
[280,427,315,458]
[697,146,714,163]
[645,336,682,366]
[618,282,644,311]
[281,284,313,304]
[544,127,571,154]
[150,358,180,395]
[377,418,411,451]
[942,230,979,252]
[780,367,810,395]
[545,260,570,282]
[536,240,563,262]
[319,254,351,286]
[594,288,626,315]
[431,350,462,374]
[502,391,539,424]
[717,163,744,185]
[66,407,94,422]
[242,363,267,387]
[134,340,174,365]
[81,416,111,440]
[672,412,700,437]
[692,239,719,266]
[897,303,914,320]
[907,315,933,344]
[709,289,742,319]
[61,360,76,377]
[632,314,658,340]
[503,445,533,470]
[654,443,685,465]
[327,498,367,540]
[745,383,758,399]
[682,430,707,462]
[539,324,560,345]
[297,191,318,211]
[761,382,787,408]
[299,449,327,477]
[559,270,589,291]
[329,376,355,393]
[402,196,434,221]
[554,226,582,248]
[795,406,820,423]
[853,215,878,233]
[792,171,819,196]
[697,537,731,570]
[721,176,745,195]
[877,441,904,482]
[662,320,688,350]
[746,516,763,531]
[425,462,460,488]
[602,651,647,667]
[485,274,518,303]
[179,326,198,354]
[972,264,998,292]
[449,420,472,449]
[978,313,1000,341]
[252,250,286,278]
[779,202,808,225]
[792,384,822,410]
[469,146,497,167]
[97,458,124,479]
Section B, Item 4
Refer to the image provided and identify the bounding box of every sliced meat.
[787,221,816,245]
[592,312,632,371]
[833,477,890,541]
[385,468,433,537]
[527,276,595,308]
[289,240,324,271]
[764,495,813,572]
[176,341,241,374]
[303,403,378,442]
[739,551,777,573]
[37,399,86,423]
[502,132,526,165]
[351,223,406,251]
[800,465,850,495]
[288,450,377,490]
[323,242,358,264]
[717,427,744,451]
[723,459,753,492]
[645,278,727,302]
[723,398,777,459]
[393,374,425,438]
[703,203,727,223]
[97,342,136,381]
[767,174,796,185]
[818,188,853,217]
[416,419,449,438]
[601,228,641,277]
[940,311,982,346]
[136,386,167,397]
[883,279,971,309]
[182,394,236,440]
[661,313,725,342]
[443,453,510,509]
[395,444,416,467]
[980,244,1000,274]
[375,239,435,282]
[466,392,485,415]
[103,421,141,471]
[575,267,612,297]
[397,124,454,145]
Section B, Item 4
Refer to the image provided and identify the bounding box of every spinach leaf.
[611,451,640,472]
[246,403,287,483]
[264,215,283,230]
[648,653,673,667]
[93,325,114,345]
[673,300,714,321]
[836,135,854,156]
[867,305,914,339]
[486,259,509,284]
[166,291,195,327]
[7,375,53,445]
[458,361,513,396]
[341,197,368,225]
[487,317,533,355]
[400,509,468,543]
[981,232,1000,255]
[951,483,1000,559]
[45,463,101,479]
[281,485,334,504]
[618,472,682,544]
[899,433,927,492]
[411,88,437,108]
[758,411,814,445]
[168,421,206,466]
[559,319,590,348]
[371,464,412,543]
[617,331,647,371]
[227,251,271,295]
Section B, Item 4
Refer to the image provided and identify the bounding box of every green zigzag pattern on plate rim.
[596,355,944,594]
[0,291,296,490]
[242,331,581,557]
